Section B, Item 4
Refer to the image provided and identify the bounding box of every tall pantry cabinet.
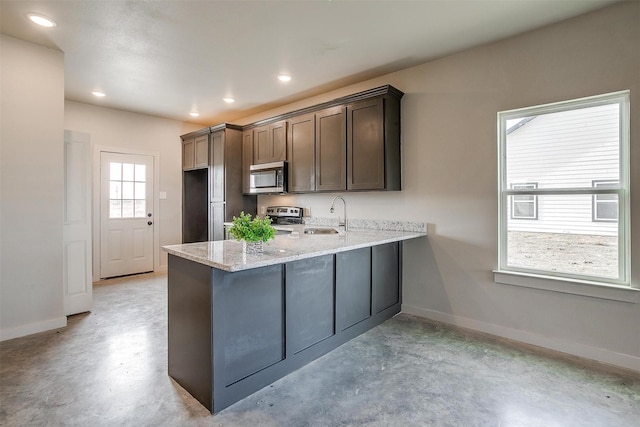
[181,124,256,243]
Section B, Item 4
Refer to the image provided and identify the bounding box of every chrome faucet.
[330,195,348,232]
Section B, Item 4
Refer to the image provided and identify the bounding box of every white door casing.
[63,130,93,315]
[100,152,154,278]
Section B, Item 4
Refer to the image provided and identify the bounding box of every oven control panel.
[265,206,303,218]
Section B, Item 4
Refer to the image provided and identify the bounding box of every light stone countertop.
[163,225,426,272]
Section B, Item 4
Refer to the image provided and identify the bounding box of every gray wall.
[0,36,66,339]
[0,40,200,339]
[255,3,640,371]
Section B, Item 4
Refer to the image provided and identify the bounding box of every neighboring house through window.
[496,91,630,287]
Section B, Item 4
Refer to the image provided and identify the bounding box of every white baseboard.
[0,316,68,342]
[402,304,640,373]
[155,264,168,274]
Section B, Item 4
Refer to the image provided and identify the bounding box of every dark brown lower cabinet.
[167,241,401,413]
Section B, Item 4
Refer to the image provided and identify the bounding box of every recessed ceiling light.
[91,91,106,97]
[27,13,56,28]
[189,112,200,117]
[223,97,235,104]
[277,74,292,82]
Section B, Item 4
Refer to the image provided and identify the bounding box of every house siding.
[506,103,619,236]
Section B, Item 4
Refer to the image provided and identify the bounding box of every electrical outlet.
[260,206,266,215]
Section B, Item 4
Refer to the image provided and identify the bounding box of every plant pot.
[242,240,263,255]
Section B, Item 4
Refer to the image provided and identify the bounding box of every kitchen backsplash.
[304,217,427,233]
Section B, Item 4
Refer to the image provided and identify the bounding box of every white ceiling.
[0,0,618,126]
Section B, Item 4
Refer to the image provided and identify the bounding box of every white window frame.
[510,182,538,220]
[495,91,636,302]
[592,180,619,222]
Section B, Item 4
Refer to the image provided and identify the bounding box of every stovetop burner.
[265,206,304,225]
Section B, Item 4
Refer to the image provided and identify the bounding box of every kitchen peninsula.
[163,225,426,413]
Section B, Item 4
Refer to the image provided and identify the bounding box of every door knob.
[147,221,153,226]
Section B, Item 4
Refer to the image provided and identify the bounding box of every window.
[511,183,537,219]
[497,91,630,286]
[593,180,619,222]
[109,162,147,219]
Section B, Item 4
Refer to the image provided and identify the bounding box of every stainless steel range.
[224,206,302,239]
[265,206,304,225]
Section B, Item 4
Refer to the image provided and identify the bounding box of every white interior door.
[63,130,93,315]
[100,152,154,279]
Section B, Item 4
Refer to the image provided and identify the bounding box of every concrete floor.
[1,272,638,426]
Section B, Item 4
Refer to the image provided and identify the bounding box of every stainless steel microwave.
[249,161,287,194]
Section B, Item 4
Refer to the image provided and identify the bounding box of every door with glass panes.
[100,152,154,278]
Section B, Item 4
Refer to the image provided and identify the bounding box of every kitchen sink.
[303,227,339,235]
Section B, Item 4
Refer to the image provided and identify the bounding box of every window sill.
[493,270,639,303]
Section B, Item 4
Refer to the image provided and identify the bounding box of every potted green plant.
[228,211,275,254]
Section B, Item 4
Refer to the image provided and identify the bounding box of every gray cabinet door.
[336,247,371,331]
[372,242,400,314]
[287,113,316,192]
[316,106,346,191]
[286,255,335,355]
[241,130,253,194]
[215,265,285,387]
[347,98,384,190]
[168,256,213,410]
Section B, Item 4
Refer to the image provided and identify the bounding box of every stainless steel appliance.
[249,161,287,194]
[265,206,303,225]
[224,206,303,239]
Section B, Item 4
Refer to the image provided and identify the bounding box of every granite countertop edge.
[163,228,426,272]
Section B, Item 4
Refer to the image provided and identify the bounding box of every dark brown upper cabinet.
[182,132,210,170]
[347,98,385,190]
[287,113,316,193]
[253,120,287,165]
[282,86,402,193]
[286,106,346,193]
[347,93,401,191]
[316,106,347,192]
[241,85,402,194]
